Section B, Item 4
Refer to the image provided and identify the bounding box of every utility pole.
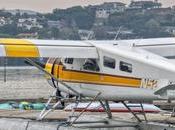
[4,57,7,82]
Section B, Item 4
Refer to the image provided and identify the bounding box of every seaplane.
[1,37,175,123]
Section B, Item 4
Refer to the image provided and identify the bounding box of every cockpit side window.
[83,59,100,71]
[103,56,116,69]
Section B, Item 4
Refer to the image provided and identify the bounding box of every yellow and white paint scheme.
[1,38,175,101]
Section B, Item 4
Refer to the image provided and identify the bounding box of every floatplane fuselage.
[0,38,175,102]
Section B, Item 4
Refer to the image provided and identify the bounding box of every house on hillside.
[0,17,12,26]
[128,0,162,10]
[165,26,175,36]
[17,32,38,39]
[172,6,175,11]
[47,20,66,29]
[147,7,172,15]
[78,29,94,40]
[17,17,43,30]
[96,2,126,18]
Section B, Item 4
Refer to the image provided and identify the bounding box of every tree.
[66,6,95,29]
[22,13,29,18]
[45,6,95,29]
[59,27,80,40]
[51,28,60,39]
[93,27,108,40]
[0,10,12,18]
[145,19,160,31]
[38,28,52,39]
[0,23,18,35]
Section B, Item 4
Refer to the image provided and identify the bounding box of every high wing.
[113,37,175,58]
[2,38,175,81]
[0,39,98,58]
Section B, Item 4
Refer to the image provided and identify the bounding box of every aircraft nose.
[45,58,62,79]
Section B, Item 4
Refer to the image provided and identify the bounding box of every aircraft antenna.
[86,30,94,40]
[114,26,122,40]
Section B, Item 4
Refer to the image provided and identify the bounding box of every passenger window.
[120,61,132,73]
[103,56,116,69]
[65,58,74,64]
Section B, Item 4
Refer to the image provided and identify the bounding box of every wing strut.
[99,100,112,119]
[37,89,60,120]
[3,58,7,82]
[69,92,101,125]
[121,102,147,122]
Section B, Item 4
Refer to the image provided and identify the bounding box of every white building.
[128,0,162,10]
[18,18,37,23]
[165,26,175,35]
[0,17,12,26]
[78,30,94,40]
[48,20,66,29]
[172,5,175,10]
[96,2,126,18]
[17,18,43,30]
[0,17,6,26]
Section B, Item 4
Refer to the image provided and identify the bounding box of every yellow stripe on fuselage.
[57,66,141,88]
[0,39,39,57]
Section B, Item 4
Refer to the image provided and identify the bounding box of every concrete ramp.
[0,110,174,130]
[0,118,137,130]
[0,118,58,130]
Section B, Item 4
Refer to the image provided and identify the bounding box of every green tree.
[45,6,95,29]
[38,28,52,39]
[59,28,80,40]
[145,19,160,31]
[0,10,12,18]
[93,27,108,40]
[51,28,60,39]
[0,23,18,35]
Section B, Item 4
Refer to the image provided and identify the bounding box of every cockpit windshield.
[83,59,100,72]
